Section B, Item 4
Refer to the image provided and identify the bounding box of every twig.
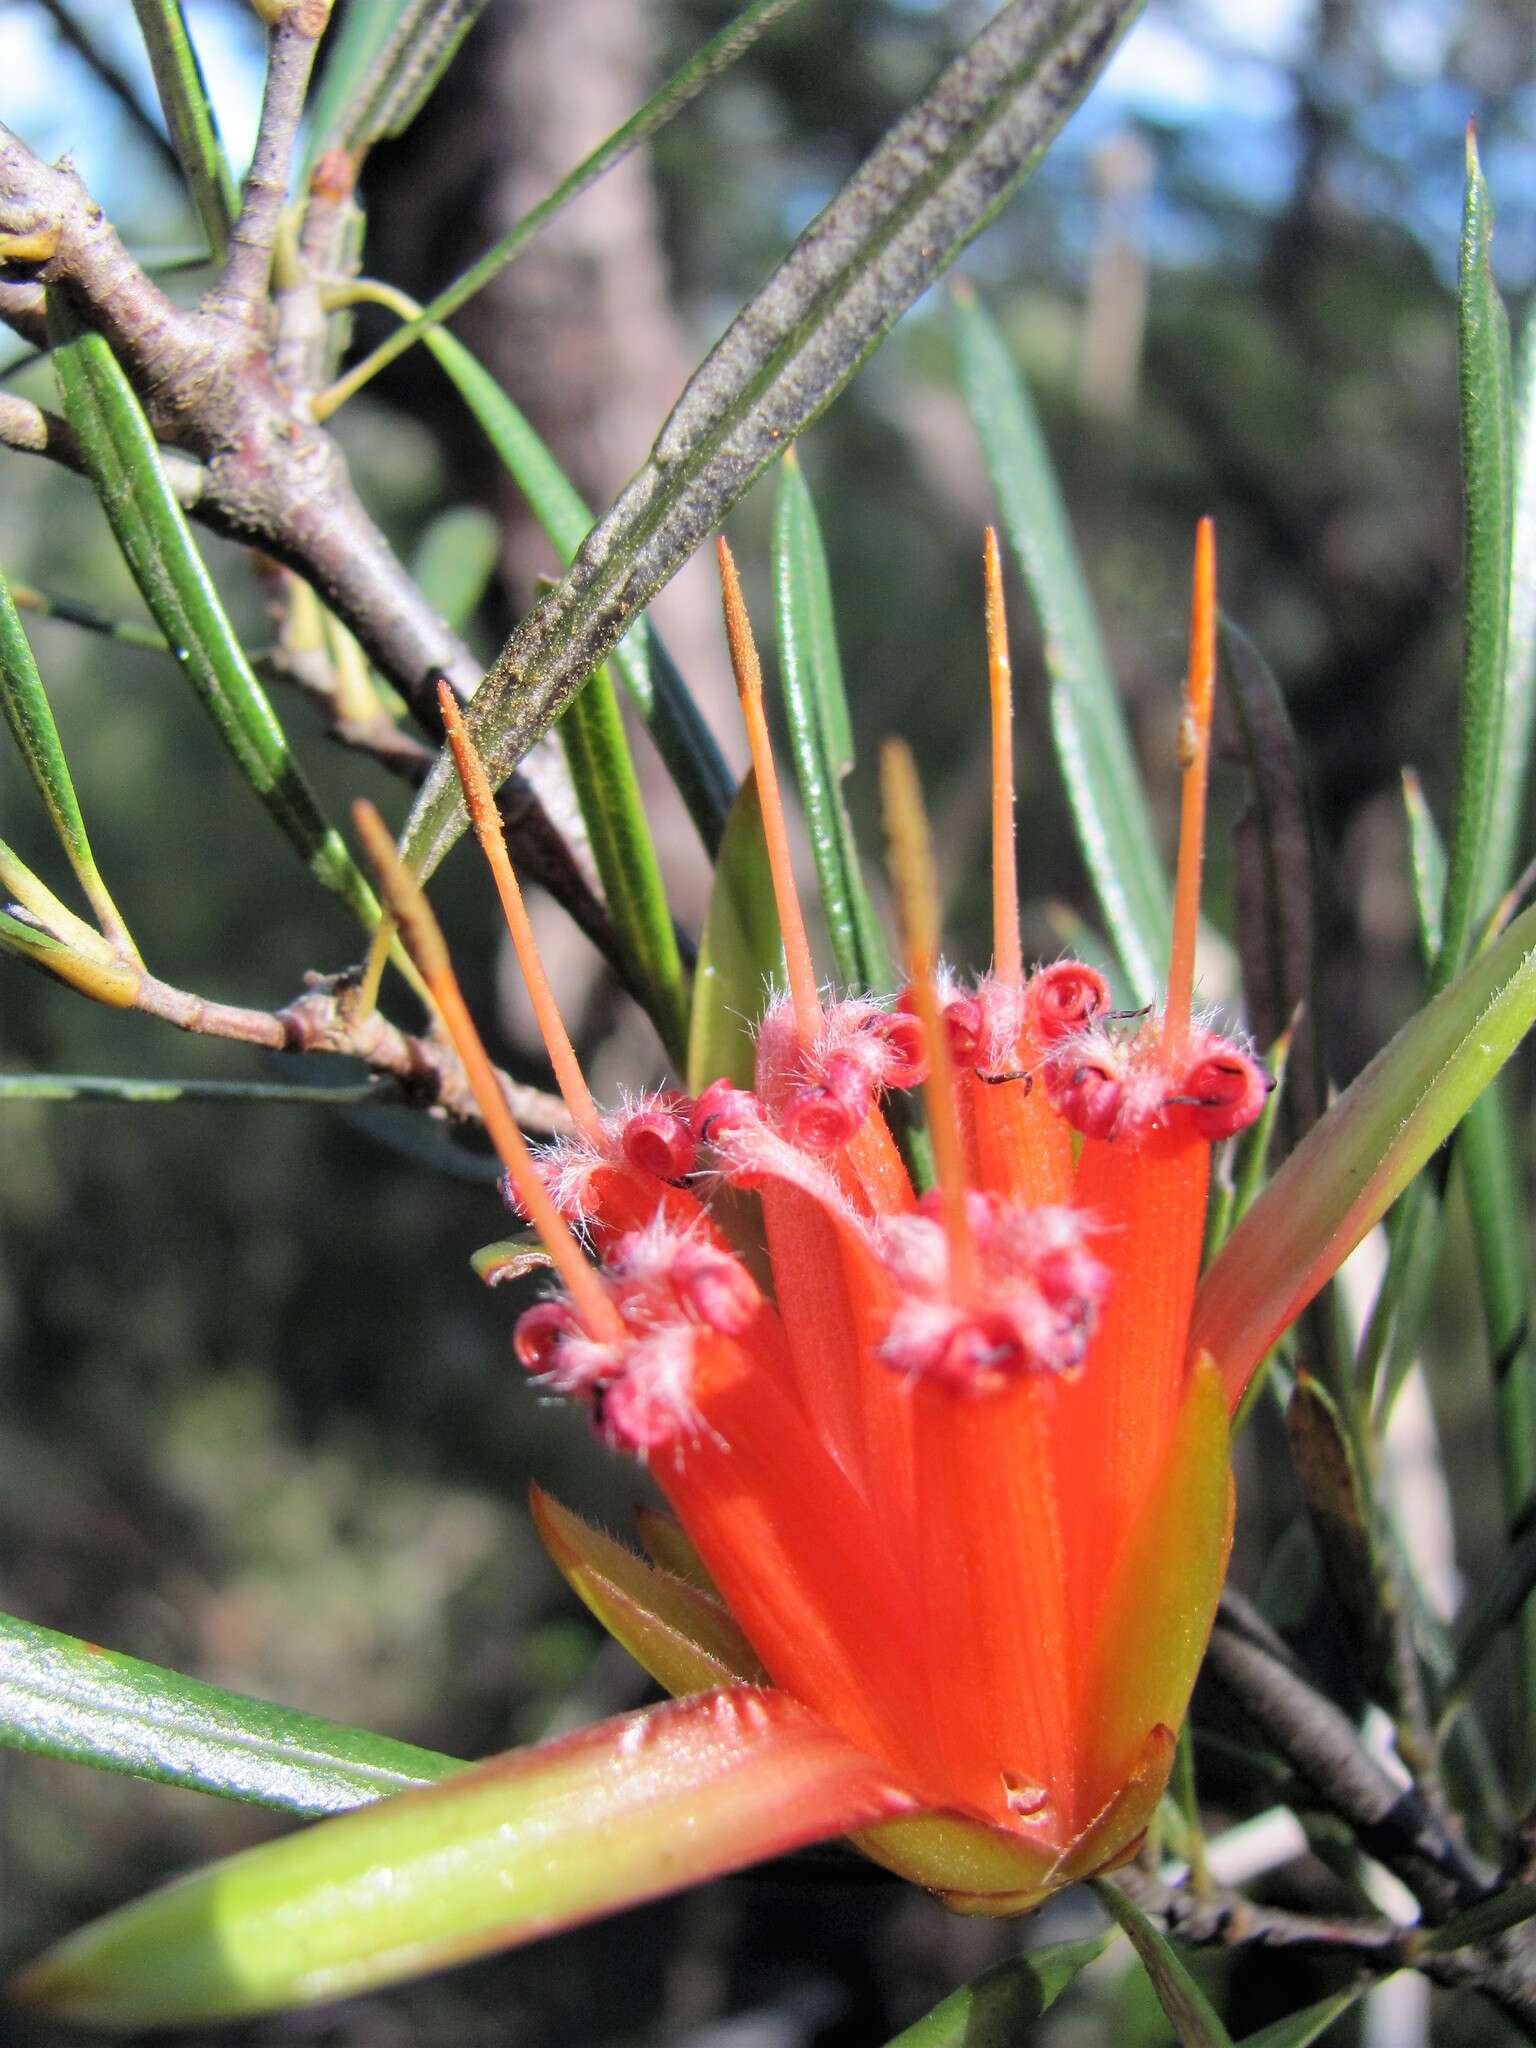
[1208,1590,1494,1917]
[0,123,608,970]
[128,966,571,1135]
[206,0,331,327]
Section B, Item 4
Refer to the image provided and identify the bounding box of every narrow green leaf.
[1456,1085,1536,1784]
[557,666,691,1065]
[1436,127,1515,991]
[47,306,379,934]
[0,564,133,946]
[772,449,892,993]
[0,1072,383,1107]
[410,505,499,632]
[1235,1988,1363,2048]
[882,1933,1115,2045]
[687,773,782,1093]
[1192,893,1536,1405]
[1493,306,1536,887]
[319,0,804,405]
[131,0,239,261]
[0,1610,461,1815]
[407,313,733,851]
[1449,1514,1536,1707]
[1422,1879,1536,1954]
[303,0,488,162]
[1402,768,1447,969]
[15,1689,913,2026]
[1091,1881,1234,2048]
[952,282,1168,1004]
[402,0,1146,884]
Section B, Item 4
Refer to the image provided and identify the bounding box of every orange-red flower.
[444,517,1267,1910]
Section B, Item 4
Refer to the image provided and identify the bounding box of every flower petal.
[13,1689,914,2027]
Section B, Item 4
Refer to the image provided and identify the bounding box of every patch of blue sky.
[0,2,263,239]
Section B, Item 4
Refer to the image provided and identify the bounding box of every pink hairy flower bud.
[937,1312,1029,1393]
[780,1052,871,1151]
[621,1096,698,1181]
[1177,1041,1271,1139]
[1029,962,1111,1043]
[671,1243,760,1336]
[597,1333,699,1453]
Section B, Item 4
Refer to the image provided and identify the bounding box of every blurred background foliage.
[0,0,1533,2040]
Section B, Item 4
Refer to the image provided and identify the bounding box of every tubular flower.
[488,517,1266,1910]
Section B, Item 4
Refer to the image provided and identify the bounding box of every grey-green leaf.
[418,322,733,850]
[303,0,489,163]
[401,0,1146,883]
[0,1610,462,1816]
[953,281,1168,1004]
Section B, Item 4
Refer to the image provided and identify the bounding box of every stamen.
[1164,517,1216,1054]
[984,528,1023,988]
[351,799,623,1344]
[880,739,975,1293]
[435,682,603,1145]
[717,537,822,1048]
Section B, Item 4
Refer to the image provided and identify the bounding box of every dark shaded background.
[1,0,1534,2040]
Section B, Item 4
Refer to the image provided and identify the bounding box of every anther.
[513,1299,580,1373]
[1176,1042,1270,1140]
[1029,962,1110,1044]
[941,994,984,1068]
[691,1078,762,1146]
[781,1052,872,1151]
[621,1095,698,1182]
[1044,1048,1126,1142]
[865,1008,928,1088]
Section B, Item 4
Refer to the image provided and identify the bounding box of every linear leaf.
[303,0,488,163]
[1493,304,1536,887]
[1402,767,1447,969]
[47,305,379,932]
[1436,126,1515,991]
[0,563,133,946]
[687,773,782,1093]
[318,0,805,408]
[1235,1988,1363,2048]
[404,311,732,847]
[131,0,239,261]
[1192,894,1536,1406]
[409,505,499,632]
[1091,1881,1233,2048]
[882,1934,1115,2045]
[0,1610,460,1815]
[402,0,1145,883]
[952,281,1168,1003]
[557,666,691,1065]
[1422,1880,1536,1955]
[15,1689,914,2026]
[0,1072,382,1107]
[772,449,891,993]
